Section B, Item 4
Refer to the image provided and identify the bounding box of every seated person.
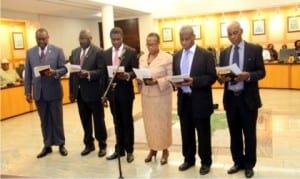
[0,58,22,87]
[281,44,287,50]
[295,40,300,62]
[15,61,25,79]
[267,43,278,61]
[295,40,300,51]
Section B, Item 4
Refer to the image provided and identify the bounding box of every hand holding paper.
[216,64,250,83]
[167,75,190,83]
[216,63,242,76]
[107,66,125,78]
[66,64,81,73]
[78,70,89,78]
[133,68,152,79]
[34,65,50,77]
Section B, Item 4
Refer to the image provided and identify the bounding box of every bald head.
[79,29,92,49]
[180,25,194,36]
[179,25,195,50]
[227,21,242,31]
[227,21,243,45]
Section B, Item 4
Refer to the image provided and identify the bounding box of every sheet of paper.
[167,74,189,83]
[107,66,125,78]
[133,68,152,79]
[216,63,242,75]
[66,64,81,73]
[33,65,50,77]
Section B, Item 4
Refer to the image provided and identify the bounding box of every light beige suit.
[139,51,173,150]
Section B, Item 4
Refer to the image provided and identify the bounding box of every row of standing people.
[24,21,265,178]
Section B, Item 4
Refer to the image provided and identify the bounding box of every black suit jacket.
[173,45,217,118]
[220,41,266,110]
[103,45,139,100]
[69,44,106,102]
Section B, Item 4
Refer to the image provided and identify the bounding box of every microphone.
[118,48,126,61]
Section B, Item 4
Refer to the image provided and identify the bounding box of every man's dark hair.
[147,32,160,44]
[36,28,48,36]
[110,27,123,37]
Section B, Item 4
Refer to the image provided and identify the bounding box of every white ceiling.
[1,0,299,20]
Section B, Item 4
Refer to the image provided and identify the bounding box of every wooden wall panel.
[99,18,140,53]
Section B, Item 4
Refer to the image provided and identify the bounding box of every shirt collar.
[183,44,196,54]
[39,45,48,52]
[114,44,124,52]
[233,40,245,50]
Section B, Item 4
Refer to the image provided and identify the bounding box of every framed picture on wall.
[192,25,201,39]
[220,23,227,38]
[12,32,24,49]
[162,28,173,42]
[253,19,265,35]
[287,16,300,33]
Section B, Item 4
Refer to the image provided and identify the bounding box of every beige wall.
[1,5,300,67]
[157,5,300,52]
[1,9,100,67]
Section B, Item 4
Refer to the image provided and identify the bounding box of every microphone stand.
[101,51,126,179]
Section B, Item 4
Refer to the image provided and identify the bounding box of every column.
[101,5,114,49]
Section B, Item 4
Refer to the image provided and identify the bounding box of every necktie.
[80,49,86,66]
[40,49,45,59]
[232,45,239,67]
[230,45,240,86]
[181,50,191,93]
[113,48,119,66]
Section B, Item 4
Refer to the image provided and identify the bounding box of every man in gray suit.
[69,29,107,157]
[24,28,68,158]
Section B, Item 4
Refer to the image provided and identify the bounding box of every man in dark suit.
[172,25,217,175]
[69,29,107,157]
[103,27,138,163]
[218,21,265,178]
[24,28,68,158]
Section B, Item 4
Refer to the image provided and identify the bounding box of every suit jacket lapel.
[120,45,129,66]
[82,45,93,66]
[243,42,249,69]
[106,48,113,66]
[34,47,40,62]
[177,51,183,74]
[86,45,94,59]
[225,46,232,66]
[190,47,199,75]
[41,45,51,64]
[75,48,81,65]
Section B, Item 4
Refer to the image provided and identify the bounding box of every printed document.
[167,75,190,83]
[107,66,125,78]
[133,68,152,79]
[216,63,242,76]
[34,65,50,77]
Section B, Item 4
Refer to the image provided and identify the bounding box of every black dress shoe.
[127,153,134,163]
[98,149,106,157]
[37,147,52,158]
[199,165,210,175]
[81,146,95,156]
[245,169,254,178]
[227,165,244,174]
[59,145,68,156]
[178,162,195,171]
[106,152,125,160]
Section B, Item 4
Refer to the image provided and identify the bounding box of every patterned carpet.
[134,109,272,157]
